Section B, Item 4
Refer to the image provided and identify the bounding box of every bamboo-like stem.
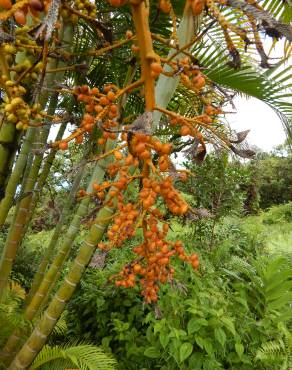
[19,122,67,245]
[0,93,59,301]
[8,197,116,370]
[2,156,110,362]
[25,142,87,305]
[0,128,36,229]
[1,134,116,360]
[0,45,15,193]
[0,120,17,201]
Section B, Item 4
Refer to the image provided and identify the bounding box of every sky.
[227,96,287,152]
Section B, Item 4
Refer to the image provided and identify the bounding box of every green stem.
[25,141,87,305]
[0,128,37,229]
[19,122,67,245]
[1,152,110,361]
[0,95,59,302]
[8,194,116,370]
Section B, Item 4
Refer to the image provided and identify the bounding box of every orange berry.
[93,183,100,191]
[191,0,205,16]
[75,134,83,144]
[131,44,140,53]
[159,257,169,265]
[95,104,103,113]
[14,10,26,25]
[99,96,109,106]
[134,142,146,153]
[125,154,133,165]
[159,0,171,13]
[133,264,142,273]
[150,62,163,74]
[0,0,12,9]
[205,104,215,115]
[159,160,169,172]
[140,150,151,160]
[109,190,117,197]
[110,104,118,114]
[84,123,93,132]
[107,91,116,101]
[29,0,44,11]
[114,151,123,160]
[81,85,89,93]
[83,113,94,124]
[192,259,199,269]
[85,104,94,113]
[109,0,121,6]
[200,115,212,124]
[190,253,198,261]
[193,76,206,89]
[160,143,172,155]
[59,141,68,150]
[98,138,106,145]
[180,125,191,136]
[91,87,99,95]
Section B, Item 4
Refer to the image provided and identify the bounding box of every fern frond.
[29,342,117,370]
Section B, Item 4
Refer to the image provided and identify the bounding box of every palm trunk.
[2,154,110,361]
[25,142,87,305]
[0,121,17,201]
[19,122,67,244]
[0,128,37,229]
[0,45,17,200]
[8,191,116,370]
[0,94,59,301]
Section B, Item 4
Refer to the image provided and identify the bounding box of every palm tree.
[0,0,291,369]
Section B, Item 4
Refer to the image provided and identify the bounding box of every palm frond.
[194,37,292,137]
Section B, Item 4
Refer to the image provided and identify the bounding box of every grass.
[239,203,292,256]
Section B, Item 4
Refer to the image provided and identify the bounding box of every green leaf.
[220,317,236,336]
[179,342,193,363]
[144,346,160,359]
[214,328,226,347]
[159,332,169,349]
[195,336,205,350]
[203,339,214,356]
[235,343,244,358]
[187,318,207,334]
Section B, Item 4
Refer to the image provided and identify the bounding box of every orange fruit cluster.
[107,202,139,247]
[114,215,199,303]
[2,0,47,25]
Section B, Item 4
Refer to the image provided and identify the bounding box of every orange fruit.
[99,96,109,106]
[59,141,68,150]
[159,0,171,13]
[191,0,205,16]
[150,62,163,74]
[14,10,27,25]
[107,91,116,101]
[29,0,44,11]
[180,125,191,136]
[0,0,12,9]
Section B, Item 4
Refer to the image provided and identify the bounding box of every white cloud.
[227,96,286,152]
